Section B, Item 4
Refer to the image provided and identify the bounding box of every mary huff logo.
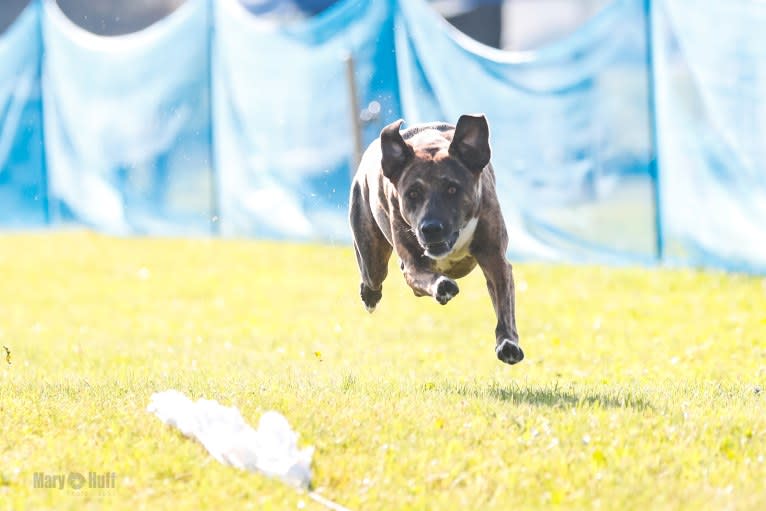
[33,471,116,491]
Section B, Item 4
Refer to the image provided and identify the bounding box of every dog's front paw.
[496,338,524,365]
[360,283,382,313]
[433,276,459,305]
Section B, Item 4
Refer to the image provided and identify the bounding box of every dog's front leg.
[401,260,459,305]
[475,250,523,365]
[392,226,459,305]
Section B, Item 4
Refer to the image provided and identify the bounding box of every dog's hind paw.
[433,276,459,305]
[360,283,382,313]
[496,338,524,365]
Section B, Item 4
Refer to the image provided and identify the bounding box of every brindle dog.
[349,114,522,365]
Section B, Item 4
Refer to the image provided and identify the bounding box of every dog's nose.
[419,219,445,242]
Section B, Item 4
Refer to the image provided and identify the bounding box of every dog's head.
[380,114,491,259]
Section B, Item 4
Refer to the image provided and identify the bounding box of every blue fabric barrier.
[653,0,766,273]
[2,0,766,275]
[212,0,400,240]
[0,1,47,227]
[241,0,339,17]
[396,0,657,264]
[42,0,213,235]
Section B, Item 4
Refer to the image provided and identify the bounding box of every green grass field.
[1,232,765,510]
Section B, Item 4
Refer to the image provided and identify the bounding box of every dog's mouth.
[423,232,459,259]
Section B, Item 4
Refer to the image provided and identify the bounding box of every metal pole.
[207,0,220,236]
[345,53,363,174]
[643,0,664,262]
[37,0,51,225]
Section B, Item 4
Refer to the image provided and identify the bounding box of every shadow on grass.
[433,381,654,411]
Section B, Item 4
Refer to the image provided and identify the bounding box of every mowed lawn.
[1,232,765,511]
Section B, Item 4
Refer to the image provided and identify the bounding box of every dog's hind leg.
[353,239,391,312]
[350,183,392,313]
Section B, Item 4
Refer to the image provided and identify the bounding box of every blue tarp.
[42,0,213,235]
[213,0,400,240]
[0,1,47,226]
[1,0,766,274]
[653,0,766,273]
[397,0,657,263]
[241,0,339,17]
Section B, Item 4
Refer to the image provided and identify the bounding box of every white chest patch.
[432,217,478,272]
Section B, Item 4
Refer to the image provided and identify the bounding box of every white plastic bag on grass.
[147,390,313,488]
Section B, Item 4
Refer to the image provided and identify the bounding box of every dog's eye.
[407,189,419,200]
[447,185,458,195]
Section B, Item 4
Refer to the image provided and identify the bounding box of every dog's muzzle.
[418,219,459,258]
[424,237,458,258]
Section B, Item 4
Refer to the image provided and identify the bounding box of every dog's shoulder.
[353,137,395,227]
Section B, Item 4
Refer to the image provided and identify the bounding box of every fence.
[1,0,765,273]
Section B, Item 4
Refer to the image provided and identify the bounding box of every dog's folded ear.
[449,114,491,175]
[380,119,413,184]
